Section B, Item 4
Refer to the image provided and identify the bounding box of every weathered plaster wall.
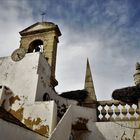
[0,53,40,103]
[0,53,77,137]
[72,105,97,123]
[20,101,57,137]
[0,118,47,140]
[0,86,57,137]
[49,105,97,140]
[49,104,140,140]
[0,53,78,138]
[34,53,77,113]
[49,106,73,140]
[77,121,140,140]
[9,98,57,137]
[0,53,77,109]
[35,53,51,101]
[44,90,77,119]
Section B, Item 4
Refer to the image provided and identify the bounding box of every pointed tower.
[84,59,97,102]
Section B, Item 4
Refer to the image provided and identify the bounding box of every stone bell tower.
[19,22,61,87]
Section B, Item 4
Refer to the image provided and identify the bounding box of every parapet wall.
[80,121,140,140]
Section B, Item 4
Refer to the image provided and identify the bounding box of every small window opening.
[43,93,50,101]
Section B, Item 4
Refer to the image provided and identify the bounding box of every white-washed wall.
[49,106,73,140]
[49,105,97,140]
[72,105,97,123]
[0,53,40,103]
[0,86,57,137]
[0,53,77,119]
[20,101,57,137]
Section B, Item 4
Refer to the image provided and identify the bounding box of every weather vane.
[41,11,46,22]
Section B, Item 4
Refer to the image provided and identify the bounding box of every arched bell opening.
[28,40,44,53]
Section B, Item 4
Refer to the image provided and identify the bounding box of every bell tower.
[19,22,61,87]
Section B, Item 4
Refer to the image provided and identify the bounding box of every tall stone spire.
[84,58,97,101]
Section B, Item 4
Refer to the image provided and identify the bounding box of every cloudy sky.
[0,0,140,100]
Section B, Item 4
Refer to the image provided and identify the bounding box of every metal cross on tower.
[41,11,46,22]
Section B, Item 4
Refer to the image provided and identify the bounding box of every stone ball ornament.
[11,48,26,62]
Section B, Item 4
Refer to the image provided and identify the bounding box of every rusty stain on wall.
[24,117,49,136]
[72,117,89,130]
[9,95,20,106]
[0,90,50,137]
[35,125,49,136]
[10,107,24,121]
[24,117,42,129]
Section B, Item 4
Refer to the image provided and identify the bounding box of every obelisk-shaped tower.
[84,59,97,102]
